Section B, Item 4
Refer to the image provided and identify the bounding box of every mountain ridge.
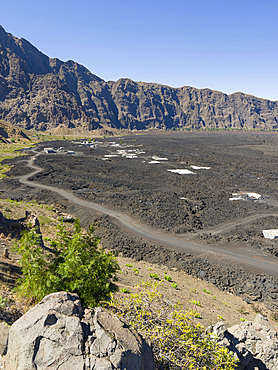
[0,25,278,132]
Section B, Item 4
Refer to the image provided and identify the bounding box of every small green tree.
[14,220,119,306]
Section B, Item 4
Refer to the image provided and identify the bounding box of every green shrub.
[149,273,159,280]
[189,299,202,307]
[0,295,9,309]
[164,275,172,281]
[14,220,119,306]
[108,282,237,369]
[120,288,130,294]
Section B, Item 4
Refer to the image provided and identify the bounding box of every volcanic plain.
[1,131,278,311]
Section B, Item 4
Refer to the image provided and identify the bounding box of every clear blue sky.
[1,0,278,100]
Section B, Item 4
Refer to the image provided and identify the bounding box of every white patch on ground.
[229,192,261,201]
[180,197,188,200]
[104,154,118,158]
[191,165,210,170]
[262,230,278,239]
[148,161,160,164]
[152,156,168,161]
[168,169,195,175]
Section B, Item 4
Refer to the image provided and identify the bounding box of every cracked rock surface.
[1,292,154,370]
[208,314,278,370]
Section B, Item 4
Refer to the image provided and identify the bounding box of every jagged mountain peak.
[0,25,278,132]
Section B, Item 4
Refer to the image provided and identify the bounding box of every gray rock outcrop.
[0,322,9,356]
[1,291,155,370]
[1,25,278,132]
[208,314,278,369]
[0,210,44,248]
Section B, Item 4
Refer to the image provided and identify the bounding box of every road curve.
[18,153,278,278]
[192,213,278,236]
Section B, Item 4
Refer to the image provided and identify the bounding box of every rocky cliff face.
[1,25,278,132]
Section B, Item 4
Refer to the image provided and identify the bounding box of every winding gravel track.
[192,213,278,236]
[18,153,278,278]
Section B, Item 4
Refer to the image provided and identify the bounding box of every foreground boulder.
[1,292,155,370]
[208,314,278,370]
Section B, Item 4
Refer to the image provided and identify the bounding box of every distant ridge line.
[0,25,278,132]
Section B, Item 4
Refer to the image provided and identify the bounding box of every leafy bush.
[14,220,119,306]
[164,275,172,281]
[120,288,130,294]
[108,282,237,369]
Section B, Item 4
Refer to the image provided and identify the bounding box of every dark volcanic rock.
[1,25,278,131]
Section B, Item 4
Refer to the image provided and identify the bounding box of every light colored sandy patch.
[168,169,195,175]
[191,165,210,170]
[148,161,160,164]
[152,156,168,161]
[229,192,261,201]
[104,154,118,158]
[262,230,278,239]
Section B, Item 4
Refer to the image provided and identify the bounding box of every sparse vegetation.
[108,282,237,369]
[149,273,160,280]
[0,295,9,309]
[270,312,278,322]
[190,299,202,307]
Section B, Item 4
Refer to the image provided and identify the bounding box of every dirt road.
[18,152,278,278]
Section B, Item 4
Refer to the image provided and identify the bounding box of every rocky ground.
[0,197,277,331]
[0,131,278,313]
[3,131,278,251]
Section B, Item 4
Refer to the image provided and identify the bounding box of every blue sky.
[1,0,278,100]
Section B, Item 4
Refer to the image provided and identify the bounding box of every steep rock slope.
[0,120,29,142]
[0,25,278,131]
